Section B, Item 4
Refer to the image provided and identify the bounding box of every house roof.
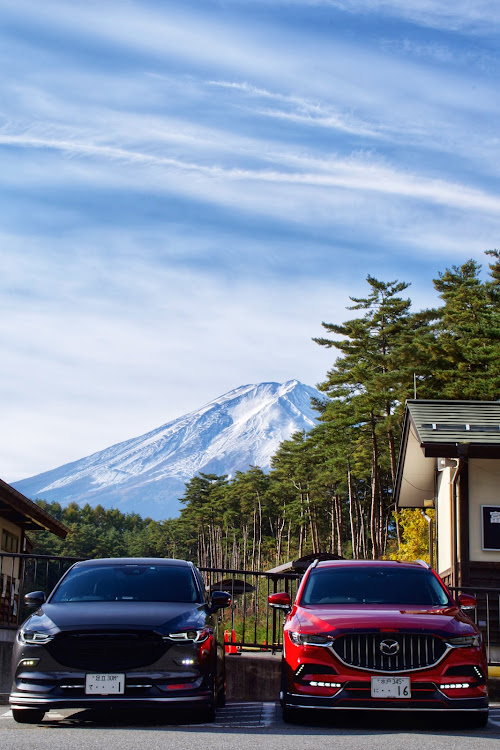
[0,478,69,537]
[266,552,344,575]
[395,400,500,508]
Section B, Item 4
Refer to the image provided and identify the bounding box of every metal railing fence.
[0,554,301,649]
[0,552,84,627]
[1,553,498,664]
[449,585,500,665]
[199,566,300,650]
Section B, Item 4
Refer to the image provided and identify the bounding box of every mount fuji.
[13,380,323,520]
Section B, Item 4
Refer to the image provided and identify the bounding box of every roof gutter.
[450,444,469,588]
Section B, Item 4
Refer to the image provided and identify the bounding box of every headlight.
[163,629,211,643]
[446,634,482,648]
[18,629,54,645]
[288,631,334,647]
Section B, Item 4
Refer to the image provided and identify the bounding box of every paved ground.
[1,701,499,730]
[0,701,274,728]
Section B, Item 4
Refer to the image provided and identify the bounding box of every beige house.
[395,400,500,589]
[0,478,68,627]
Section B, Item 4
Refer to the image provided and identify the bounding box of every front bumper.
[10,638,218,713]
[283,631,489,714]
[10,670,214,712]
[283,686,489,712]
[9,692,213,712]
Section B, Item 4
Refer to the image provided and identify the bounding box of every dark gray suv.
[10,557,231,723]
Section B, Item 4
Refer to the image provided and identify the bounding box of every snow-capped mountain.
[13,380,322,520]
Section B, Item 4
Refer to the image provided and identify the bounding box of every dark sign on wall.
[481,505,500,551]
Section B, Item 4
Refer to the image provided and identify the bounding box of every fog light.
[19,659,39,668]
[439,683,470,689]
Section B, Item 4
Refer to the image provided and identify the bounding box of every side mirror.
[210,590,232,611]
[458,593,477,610]
[24,591,46,608]
[268,592,291,610]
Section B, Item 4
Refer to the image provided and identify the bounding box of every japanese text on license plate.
[85,673,125,694]
[371,676,411,698]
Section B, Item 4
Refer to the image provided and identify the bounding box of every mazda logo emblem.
[380,639,400,656]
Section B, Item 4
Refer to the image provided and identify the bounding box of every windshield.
[301,567,451,606]
[50,564,200,603]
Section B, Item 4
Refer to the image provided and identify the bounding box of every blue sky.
[2,0,500,481]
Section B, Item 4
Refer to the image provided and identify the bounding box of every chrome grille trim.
[332,633,448,673]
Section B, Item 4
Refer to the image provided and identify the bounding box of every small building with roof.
[0,478,69,628]
[395,400,500,589]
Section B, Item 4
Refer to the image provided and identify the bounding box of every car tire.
[12,708,46,724]
[455,711,489,729]
[282,702,303,723]
[217,684,226,708]
[216,664,226,707]
[201,700,216,722]
[200,676,218,722]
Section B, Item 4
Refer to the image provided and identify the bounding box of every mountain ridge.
[13,380,322,519]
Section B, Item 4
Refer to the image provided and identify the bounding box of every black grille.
[46,631,166,670]
[332,633,447,672]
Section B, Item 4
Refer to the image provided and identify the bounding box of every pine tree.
[314,276,413,557]
[409,258,500,400]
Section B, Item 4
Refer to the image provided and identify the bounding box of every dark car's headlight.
[163,629,211,643]
[288,631,334,647]
[18,629,54,645]
[446,634,482,648]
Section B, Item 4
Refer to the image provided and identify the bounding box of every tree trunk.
[348,469,357,559]
[335,495,343,557]
[370,412,380,559]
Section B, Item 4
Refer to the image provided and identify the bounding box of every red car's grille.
[332,633,447,672]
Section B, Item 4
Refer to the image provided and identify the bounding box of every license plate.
[85,673,125,695]
[371,677,411,698]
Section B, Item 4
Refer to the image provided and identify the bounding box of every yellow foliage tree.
[387,509,435,565]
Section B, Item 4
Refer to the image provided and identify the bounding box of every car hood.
[24,601,207,635]
[291,603,477,638]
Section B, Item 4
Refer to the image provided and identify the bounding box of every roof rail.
[311,559,320,568]
[415,559,430,568]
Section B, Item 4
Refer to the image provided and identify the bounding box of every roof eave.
[0,478,69,538]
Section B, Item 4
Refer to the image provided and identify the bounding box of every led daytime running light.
[446,634,481,648]
[19,630,54,645]
[440,683,471,689]
[164,629,210,643]
[289,631,334,646]
[309,681,342,688]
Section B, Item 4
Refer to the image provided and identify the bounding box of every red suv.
[269,560,488,727]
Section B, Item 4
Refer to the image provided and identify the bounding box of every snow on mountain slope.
[13,380,322,519]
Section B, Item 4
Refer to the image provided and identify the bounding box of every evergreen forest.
[32,252,500,570]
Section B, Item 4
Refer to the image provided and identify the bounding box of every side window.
[1,529,19,553]
[193,568,208,602]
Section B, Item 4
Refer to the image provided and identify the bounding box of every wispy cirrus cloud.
[1,0,500,484]
[2,128,500,217]
[235,1,500,33]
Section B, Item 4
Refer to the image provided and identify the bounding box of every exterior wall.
[436,466,453,575]
[468,459,500,563]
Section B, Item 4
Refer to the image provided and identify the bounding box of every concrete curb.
[226,651,281,701]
